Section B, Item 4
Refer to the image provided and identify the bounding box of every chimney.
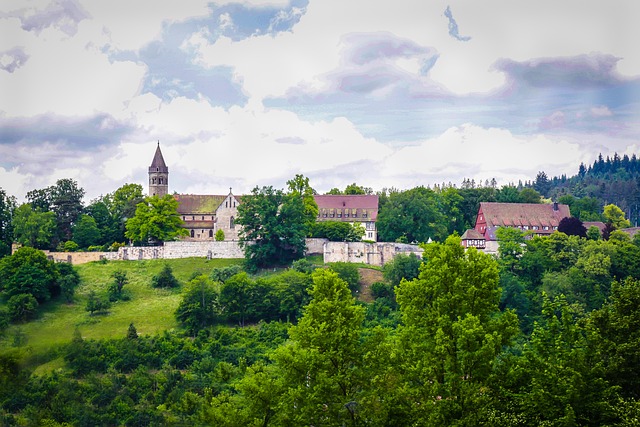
[553,201,559,211]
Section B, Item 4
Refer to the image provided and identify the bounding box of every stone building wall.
[323,241,423,267]
[42,251,110,264]
[305,238,328,255]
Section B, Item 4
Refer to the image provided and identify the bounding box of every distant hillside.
[526,152,640,226]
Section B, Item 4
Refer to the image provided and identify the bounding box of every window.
[363,211,367,218]
[225,201,228,208]
[209,230,213,238]
[202,216,205,220]
[230,216,235,229]
[182,216,185,220]
[532,226,539,230]
[192,216,195,220]
[543,226,549,230]
[159,178,163,184]
[233,201,236,207]
[190,229,194,238]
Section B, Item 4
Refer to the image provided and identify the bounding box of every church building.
[148,143,241,241]
[148,144,378,242]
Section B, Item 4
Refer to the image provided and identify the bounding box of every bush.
[151,264,180,288]
[291,258,317,274]
[7,293,39,322]
[86,290,111,315]
[383,252,422,287]
[215,229,225,241]
[371,281,393,299]
[210,264,243,284]
[63,241,79,252]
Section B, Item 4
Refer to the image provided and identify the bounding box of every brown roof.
[313,194,379,221]
[175,195,226,214]
[584,221,607,232]
[149,143,168,173]
[461,229,484,240]
[478,202,570,229]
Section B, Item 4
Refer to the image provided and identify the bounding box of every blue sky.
[1,0,639,201]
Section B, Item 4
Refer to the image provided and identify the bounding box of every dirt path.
[357,268,384,303]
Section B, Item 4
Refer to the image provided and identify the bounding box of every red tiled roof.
[314,195,379,221]
[461,229,484,240]
[478,202,570,229]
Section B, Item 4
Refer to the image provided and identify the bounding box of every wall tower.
[149,142,168,197]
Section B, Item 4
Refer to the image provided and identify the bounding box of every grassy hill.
[0,257,243,369]
[1,255,383,373]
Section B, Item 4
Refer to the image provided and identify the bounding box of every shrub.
[215,229,225,241]
[63,241,79,252]
[291,258,316,274]
[7,293,39,322]
[210,264,243,283]
[151,264,180,288]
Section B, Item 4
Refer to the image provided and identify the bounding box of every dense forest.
[1,231,640,425]
[1,152,640,425]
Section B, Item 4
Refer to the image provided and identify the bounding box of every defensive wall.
[22,238,420,267]
[323,241,423,267]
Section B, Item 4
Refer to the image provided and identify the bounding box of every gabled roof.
[461,229,484,240]
[313,194,379,220]
[478,202,570,229]
[175,195,226,214]
[149,143,168,173]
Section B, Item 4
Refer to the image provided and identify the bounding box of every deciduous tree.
[395,236,519,425]
[236,185,309,271]
[125,195,187,244]
[12,204,56,249]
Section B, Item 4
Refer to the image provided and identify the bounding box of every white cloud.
[382,124,587,186]
[0,166,32,200]
[591,106,613,117]
[80,1,211,52]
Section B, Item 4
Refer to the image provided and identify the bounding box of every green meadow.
[0,257,243,369]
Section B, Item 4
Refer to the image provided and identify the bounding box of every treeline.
[2,233,640,425]
[526,152,640,225]
[3,151,639,260]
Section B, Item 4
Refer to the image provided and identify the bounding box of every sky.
[1,0,640,202]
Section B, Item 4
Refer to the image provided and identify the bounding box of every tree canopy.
[236,184,312,270]
[125,195,187,244]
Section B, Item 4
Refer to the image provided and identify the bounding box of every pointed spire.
[149,141,168,172]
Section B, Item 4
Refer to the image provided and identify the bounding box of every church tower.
[149,142,168,197]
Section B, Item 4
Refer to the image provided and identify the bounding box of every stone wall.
[42,251,110,264]
[323,241,423,267]
[107,241,245,261]
[305,238,328,255]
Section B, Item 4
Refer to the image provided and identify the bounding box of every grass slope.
[0,258,243,366]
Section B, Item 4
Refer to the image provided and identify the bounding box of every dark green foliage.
[6,293,39,322]
[85,290,110,316]
[175,275,219,333]
[237,185,312,271]
[209,264,242,283]
[377,186,448,243]
[311,221,362,241]
[56,262,80,303]
[127,323,138,340]
[290,258,316,274]
[0,246,59,303]
[327,262,360,293]
[590,277,640,399]
[151,264,180,288]
[382,252,422,286]
[0,187,16,258]
[72,214,101,248]
[27,178,85,244]
[108,270,129,301]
